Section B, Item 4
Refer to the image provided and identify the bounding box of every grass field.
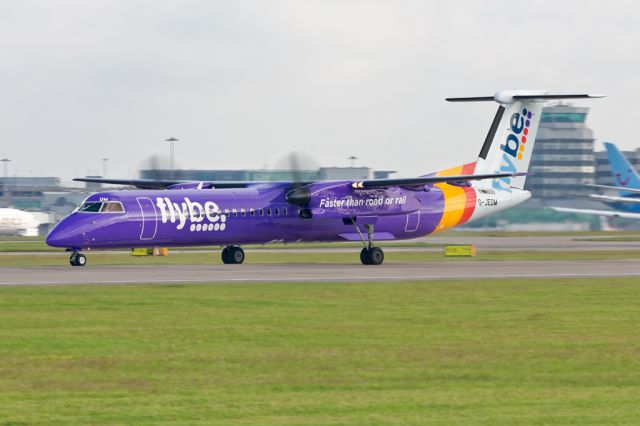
[4,229,640,252]
[3,248,640,267]
[1,278,639,425]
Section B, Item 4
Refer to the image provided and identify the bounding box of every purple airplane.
[46,90,603,266]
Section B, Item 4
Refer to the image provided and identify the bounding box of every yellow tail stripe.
[435,183,467,231]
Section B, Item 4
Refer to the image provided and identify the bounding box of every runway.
[2,259,639,286]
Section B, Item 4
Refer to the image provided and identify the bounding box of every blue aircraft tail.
[604,142,640,195]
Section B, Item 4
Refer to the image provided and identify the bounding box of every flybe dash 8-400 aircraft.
[46,90,603,266]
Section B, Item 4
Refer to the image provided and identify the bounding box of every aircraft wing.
[350,172,526,189]
[586,183,640,194]
[551,207,640,220]
[73,177,272,189]
[589,194,640,204]
[77,173,524,191]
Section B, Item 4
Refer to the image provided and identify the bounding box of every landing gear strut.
[221,246,245,264]
[351,220,384,265]
[69,252,86,267]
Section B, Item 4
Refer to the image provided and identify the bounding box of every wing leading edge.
[73,177,281,189]
[76,172,525,191]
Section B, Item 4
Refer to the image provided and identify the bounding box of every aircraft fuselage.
[46,181,529,251]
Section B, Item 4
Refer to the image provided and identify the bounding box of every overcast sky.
[1,0,639,181]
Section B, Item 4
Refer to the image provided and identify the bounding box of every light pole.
[102,158,109,177]
[1,158,10,207]
[1,158,9,180]
[348,155,357,168]
[165,137,179,172]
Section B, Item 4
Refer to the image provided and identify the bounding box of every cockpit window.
[101,202,125,213]
[77,201,125,213]
[79,202,103,212]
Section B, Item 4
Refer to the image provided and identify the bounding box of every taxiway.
[1,259,639,286]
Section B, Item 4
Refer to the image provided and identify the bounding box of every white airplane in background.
[0,208,40,236]
[553,142,640,220]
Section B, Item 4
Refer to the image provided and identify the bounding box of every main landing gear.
[221,245,245,264]
[69,252,86,267]
[351,220,384,265]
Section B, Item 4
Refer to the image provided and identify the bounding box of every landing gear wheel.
[222,246,245,264]
[360,247,384,265]
[221,247,231,264]
[69,253,86,267]
[360,248,371,265]
[368,247,384,265]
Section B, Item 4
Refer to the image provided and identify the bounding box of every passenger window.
[274,207,279,216]
[250,208,255,217]
[241,208,246,217]
[232,208,238,217]
[224,209,230,216]
[283,207,288,216]
[259,208,264,216]
[267,208,272,216]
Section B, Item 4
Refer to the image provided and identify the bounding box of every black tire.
[231,247,245,264]
[221,247,232,264]
[368,247,384,265]
[70,253,86,267]
[360,248,371,265]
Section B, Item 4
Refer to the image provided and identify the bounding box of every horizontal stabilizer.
[351,172,527,189]
[551,207,640,220]
[447,90,605,105]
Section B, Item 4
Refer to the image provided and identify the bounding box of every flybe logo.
[156,197,227,232]
[492,108,533,192]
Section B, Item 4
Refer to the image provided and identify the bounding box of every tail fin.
[604,142,640,194]
[447,90,605,192]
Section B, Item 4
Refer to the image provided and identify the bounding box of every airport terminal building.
[525,104,596,199]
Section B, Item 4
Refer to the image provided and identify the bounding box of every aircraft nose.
[45,223,82,248]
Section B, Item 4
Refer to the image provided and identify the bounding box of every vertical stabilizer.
[447,90,605,193]
[604,142,640,195]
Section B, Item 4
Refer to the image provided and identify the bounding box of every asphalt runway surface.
[2,259,640,286]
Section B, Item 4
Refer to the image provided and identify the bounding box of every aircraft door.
[405,211,420,232]
[137,197,158,240]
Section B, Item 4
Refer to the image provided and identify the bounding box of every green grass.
[2,249,640,267]
[1,278,639,424]
[0,240,447,253]
[4,229,640,253]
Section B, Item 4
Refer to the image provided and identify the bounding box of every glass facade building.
[525,104,595,199]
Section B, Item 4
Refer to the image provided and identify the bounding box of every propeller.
[274,151,317,207]
[138,154,172,180]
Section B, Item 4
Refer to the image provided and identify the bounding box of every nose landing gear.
[69,252,87,267]
[221,246,245,264]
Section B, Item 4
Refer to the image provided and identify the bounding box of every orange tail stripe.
[459,187,477,224]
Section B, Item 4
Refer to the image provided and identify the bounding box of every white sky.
[1,0,639,181]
